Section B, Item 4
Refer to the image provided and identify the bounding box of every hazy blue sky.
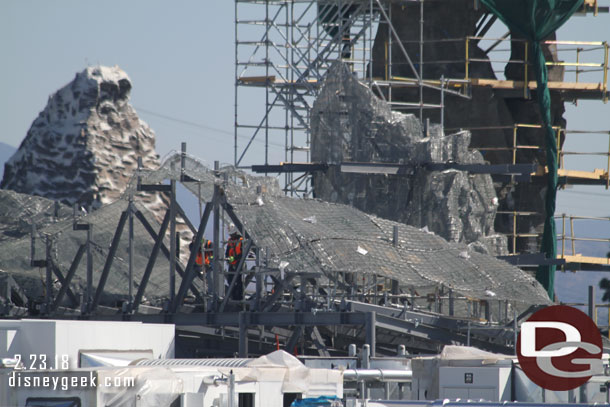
[0,0,608,220]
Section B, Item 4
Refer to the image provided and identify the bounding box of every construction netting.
[0,189,202,309]
[0,152,551,309]
[138,153,550,305]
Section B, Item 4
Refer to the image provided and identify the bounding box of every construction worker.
[225,224,244,301]
[190,235,213,294]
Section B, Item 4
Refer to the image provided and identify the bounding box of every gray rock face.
[1,66,162,211]
[312,63,507,255]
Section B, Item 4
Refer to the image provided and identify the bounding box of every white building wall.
[0,319,174,369]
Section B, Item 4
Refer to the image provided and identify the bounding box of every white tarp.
[439,345,512,364]
[223,350,343,396]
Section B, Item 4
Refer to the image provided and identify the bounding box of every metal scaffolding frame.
[234,0,465,196]
[234,0,610,274]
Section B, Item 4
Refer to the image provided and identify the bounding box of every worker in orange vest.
[190,235,213,294]
[225,224,244,301]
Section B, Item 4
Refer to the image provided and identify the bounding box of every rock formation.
[1,66,165,214]
[311,63,507,255]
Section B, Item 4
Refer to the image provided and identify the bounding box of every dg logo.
[517,305,603,391]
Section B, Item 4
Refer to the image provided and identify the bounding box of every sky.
[0,0,608,219]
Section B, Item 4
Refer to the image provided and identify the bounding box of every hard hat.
[228,223,239,236]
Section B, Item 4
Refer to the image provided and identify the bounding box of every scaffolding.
[234,0,609,273]
[234,0,466,196]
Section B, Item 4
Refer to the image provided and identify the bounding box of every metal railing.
[446,124,610,189]
[557,214,610,260]
[497,211,610,258]
[464,37,609,101]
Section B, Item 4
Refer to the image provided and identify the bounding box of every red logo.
[517,305,603,391]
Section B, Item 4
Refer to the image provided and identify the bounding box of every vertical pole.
[30,224,36,266]
[419,0,424,122]
[575,48,581,84]
[234,0,239,166]
[562,213,566,260]
[86,223,93,314]
[365,312,376,357]
[512,211,517,254]
[523,41,528,99]
[369,0,373,85]
[264,0,269,166]
[228,370,236,407]
[45,236,52,312]
[465,37,469,81]
[602,42,608,103]
[384,41,389,81]
[388,1,392,103]
[169,171,176,306]
[239,311,248,357]
[392,226,399,305]
[607,131,610,189]
[128,194,134,312]
[570,216,575,255]
[180,142,186,181]
[512,126,518,165]
[213,161,221,310]
[588,285,595,320]
[255,247,262,311]
[449,289,454,316]
[440,75,445,129]
[513,307,518,354]
[198,183,202,218]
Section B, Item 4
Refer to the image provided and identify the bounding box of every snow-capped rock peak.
[1,65,159,210]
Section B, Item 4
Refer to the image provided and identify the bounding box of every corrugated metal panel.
[134,358,252,367]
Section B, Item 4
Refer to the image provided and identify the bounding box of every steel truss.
[8,149,527,357]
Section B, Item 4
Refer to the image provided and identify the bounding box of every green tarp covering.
[480,0,584,300]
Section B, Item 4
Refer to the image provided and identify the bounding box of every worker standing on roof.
[226,224,244,301]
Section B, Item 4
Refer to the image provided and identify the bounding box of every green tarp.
[480,0,584,300]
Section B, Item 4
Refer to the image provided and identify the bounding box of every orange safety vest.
[203,240,213,266]
[227,237,243,266]
[195,240,213,267]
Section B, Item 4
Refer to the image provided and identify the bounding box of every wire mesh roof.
[0,189,202,307]
[140,154,551,305]
[0,153,551,308]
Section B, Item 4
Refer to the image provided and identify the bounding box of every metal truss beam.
[135,210,205,305]
[171,199,214,313]
[133,210,171,311]
[91,210,128,311]
[63,311,368,327]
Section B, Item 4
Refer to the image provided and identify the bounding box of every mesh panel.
[0,153,550,308]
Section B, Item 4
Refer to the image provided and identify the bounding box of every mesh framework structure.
[0,152,551,355]
[1,152,549,313]
[140,153,550,306]
[0,189,194,312]
[235,0,461,196]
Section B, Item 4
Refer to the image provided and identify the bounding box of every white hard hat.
[228,223,239,235]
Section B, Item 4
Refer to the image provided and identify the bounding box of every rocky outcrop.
[311,63,507,255]
[1,66,164,213]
